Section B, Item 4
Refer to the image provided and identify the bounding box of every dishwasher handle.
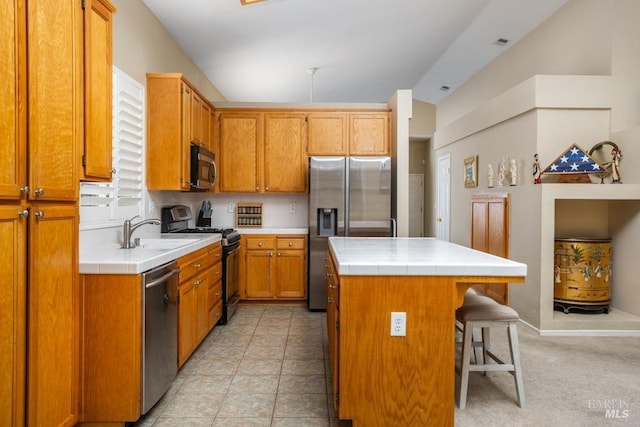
[145,268,181,289]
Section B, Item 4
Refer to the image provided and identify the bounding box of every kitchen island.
[326,237,527,426]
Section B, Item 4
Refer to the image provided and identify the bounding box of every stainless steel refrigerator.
[308,156,394,310]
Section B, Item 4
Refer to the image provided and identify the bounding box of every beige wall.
[111,0,225,102]
[432,0,640,331]
[410,100,436,137]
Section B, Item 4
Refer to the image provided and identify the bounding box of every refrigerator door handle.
[390,218,397,237]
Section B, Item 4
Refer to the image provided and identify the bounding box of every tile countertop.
[236,228,308,235]
[328,237,527,277]
[80,235,221,275]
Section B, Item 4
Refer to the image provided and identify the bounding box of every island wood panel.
[339,275,457,426]
[335,269,525,426]
[82,274,142,421]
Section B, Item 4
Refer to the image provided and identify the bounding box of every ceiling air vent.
[440,85,450,91]
[494,38,509,46]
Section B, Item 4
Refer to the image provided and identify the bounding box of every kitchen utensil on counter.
[196,200,213,227]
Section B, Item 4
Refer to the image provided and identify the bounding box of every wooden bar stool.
[455,301,525,409]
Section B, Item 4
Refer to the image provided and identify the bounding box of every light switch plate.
[228,202,235,213]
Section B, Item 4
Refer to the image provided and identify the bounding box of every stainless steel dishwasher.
[141,260,180,414]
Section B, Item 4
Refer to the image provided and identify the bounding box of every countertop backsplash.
[80,191,309,252]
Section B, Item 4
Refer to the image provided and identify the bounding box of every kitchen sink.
[135,238,199,250]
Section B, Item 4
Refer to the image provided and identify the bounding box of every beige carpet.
[454,323,640,426]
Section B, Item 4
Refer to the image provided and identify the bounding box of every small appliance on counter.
[161,205,241,324]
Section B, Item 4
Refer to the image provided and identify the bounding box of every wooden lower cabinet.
[1,204,79,427]
[82,274,142,421]
[471,193,510,304]
[81,242,223,422]
[242,235,307,300]
[177,242,222,367]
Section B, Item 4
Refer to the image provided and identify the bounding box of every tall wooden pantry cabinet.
[0,0,112,425]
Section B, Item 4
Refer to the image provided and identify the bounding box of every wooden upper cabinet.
[82,0,116,181]
[218,110,309,193]
[306,111,390,156]
[27,0,83,202]
[147,73,216,191]
[191,92,213,149]
[217,111,263,192]
[0,0,26,201]
[306,112,348,155]
[349,112,390,155]
[264,113,307,192]
[146,74,192,191]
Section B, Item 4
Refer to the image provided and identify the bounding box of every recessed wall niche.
[554,199,640,318]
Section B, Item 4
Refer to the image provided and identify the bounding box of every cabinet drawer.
[210,262,222,284]
[208,299,223,329]
[178,247,213,280]
[208,281,222,310]
[209,242,222,264]
[246,236,276,250]
[276,237,306,250]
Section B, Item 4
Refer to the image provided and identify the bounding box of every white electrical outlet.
[289,202,297,214]
[390,312,407,336]
[228,202,235,213]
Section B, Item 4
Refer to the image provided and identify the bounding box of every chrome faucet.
[122,215,161,249]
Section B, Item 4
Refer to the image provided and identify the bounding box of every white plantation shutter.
[80,68,145,227]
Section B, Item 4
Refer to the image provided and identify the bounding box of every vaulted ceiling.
[142,0,568,104]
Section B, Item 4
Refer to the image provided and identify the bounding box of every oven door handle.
[226,245,242,256]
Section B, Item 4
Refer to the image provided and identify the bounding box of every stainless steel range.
[161,205,241,324]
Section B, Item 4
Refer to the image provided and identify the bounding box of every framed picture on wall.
[464,155,478,188]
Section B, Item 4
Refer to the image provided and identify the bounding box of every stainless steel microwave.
[190,144,216,190]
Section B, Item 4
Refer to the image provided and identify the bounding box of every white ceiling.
[142,0,567,105]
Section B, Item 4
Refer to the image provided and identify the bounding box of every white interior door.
[409,174,424,237]
[437,154,450,241]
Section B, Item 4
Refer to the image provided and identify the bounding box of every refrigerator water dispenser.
[317,208,337,237]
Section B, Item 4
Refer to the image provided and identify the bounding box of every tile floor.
[135,305,352,427]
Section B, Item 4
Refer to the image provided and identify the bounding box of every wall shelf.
[236,202,263,228]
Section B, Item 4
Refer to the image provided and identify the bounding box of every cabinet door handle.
[269,252,273,257]
[258,242,262,247]
[20,186,30,195]
[277,252,281,256]
[255,186,259,191]
[34,188,45,197]
[265,186,269,191]
[193,263,201,268]
[34,211,45,219]
[288,242,293,246]
[18,209,29,218]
